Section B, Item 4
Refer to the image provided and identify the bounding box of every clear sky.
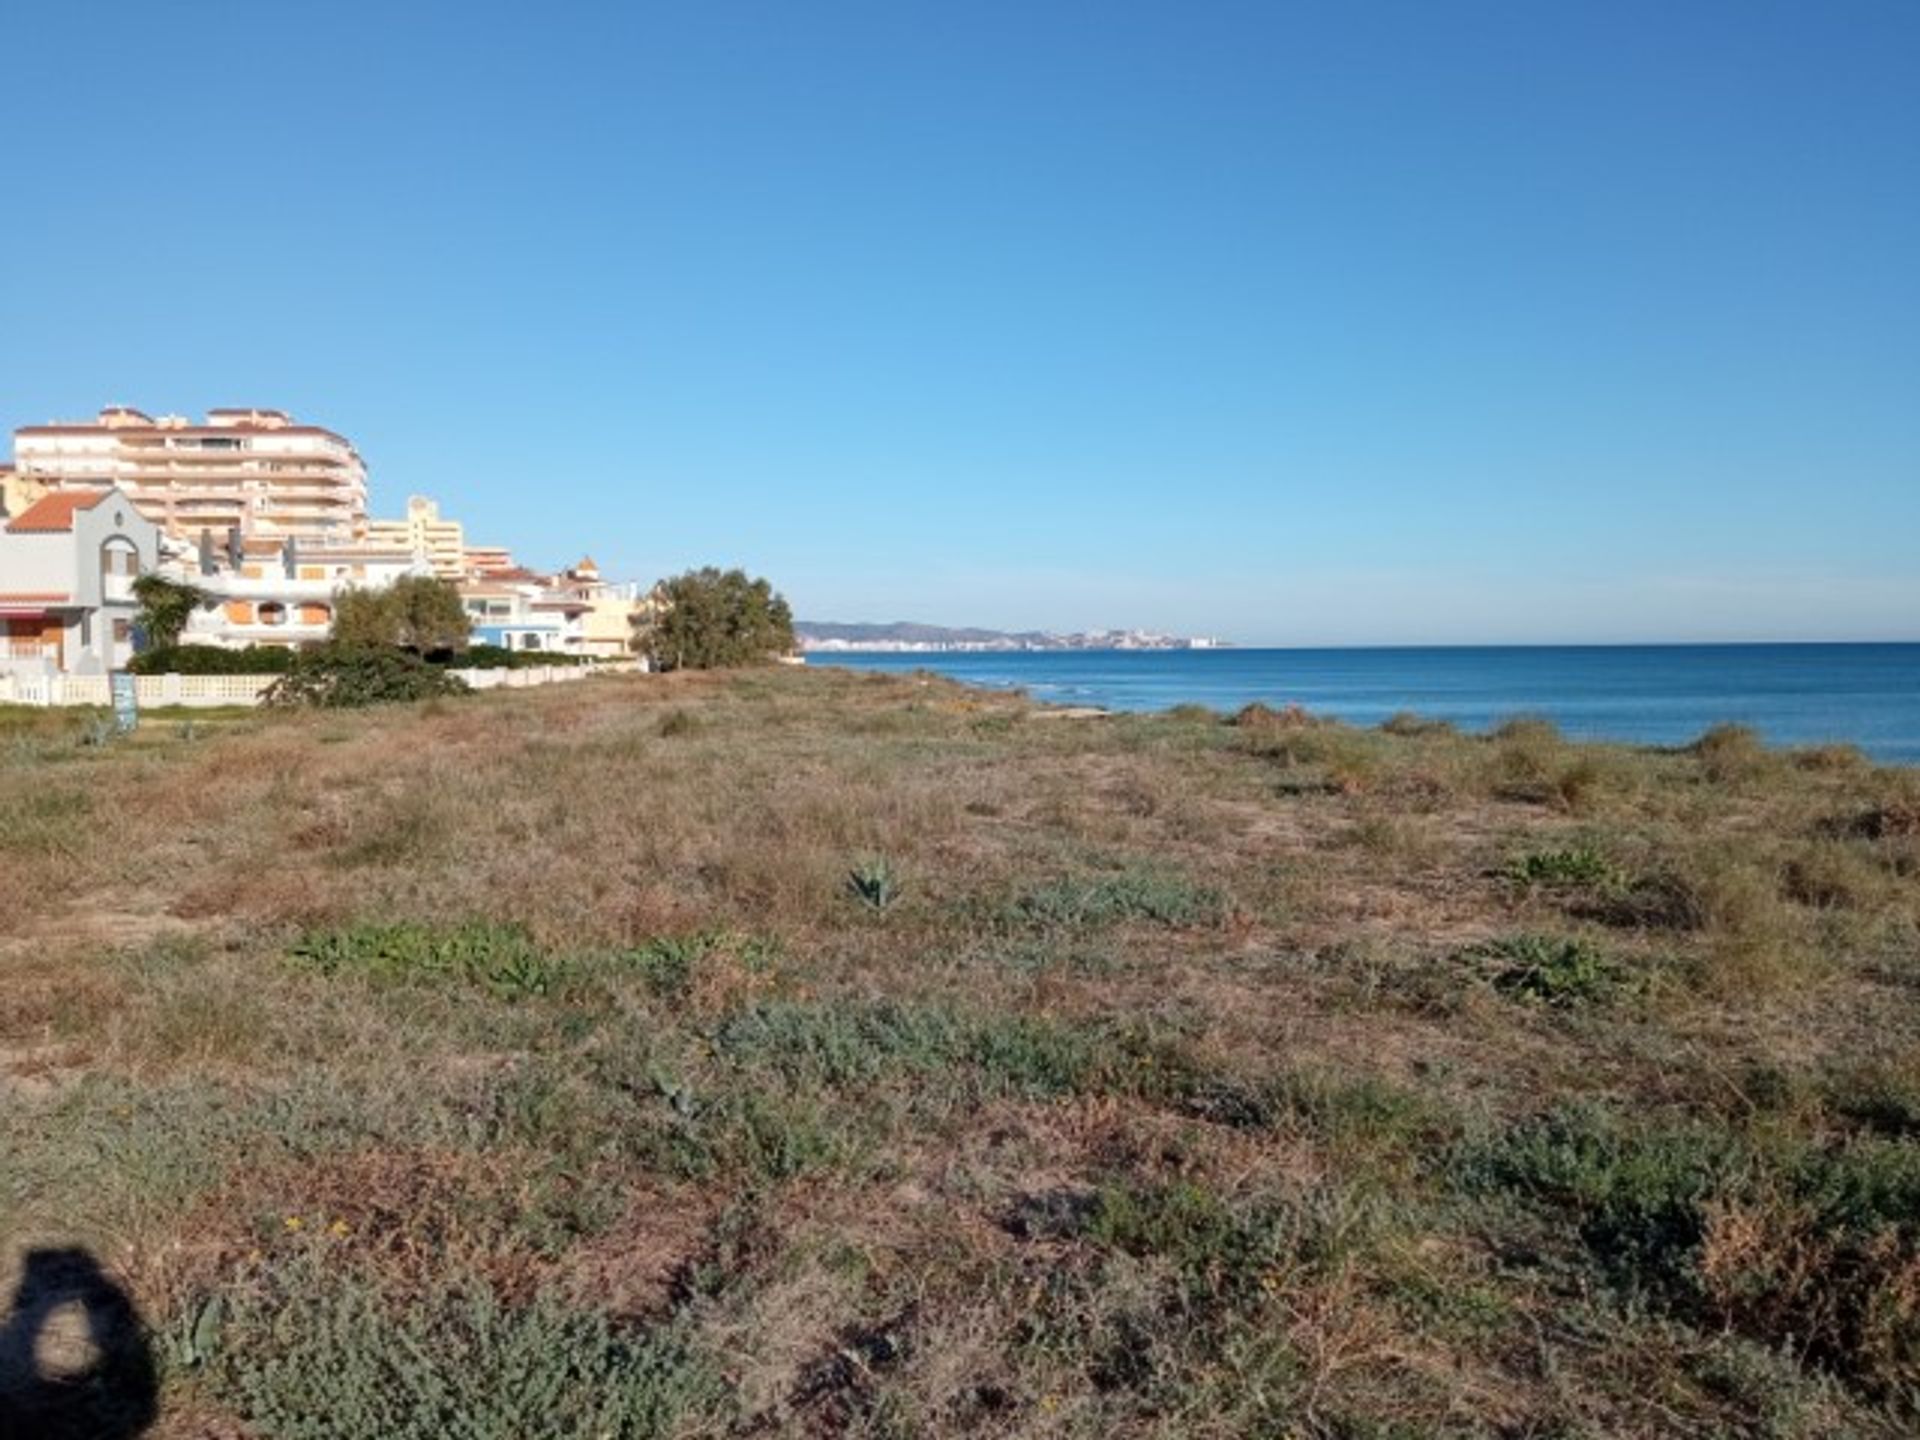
[4,1,1916,644]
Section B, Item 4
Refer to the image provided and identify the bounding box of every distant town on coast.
[794,620,1228,653]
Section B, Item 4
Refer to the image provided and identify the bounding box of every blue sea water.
[814,645,1920,765]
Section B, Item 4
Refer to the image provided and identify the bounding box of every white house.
[0,486,161,675]
[168,534,432,649]
[459,576,590,655]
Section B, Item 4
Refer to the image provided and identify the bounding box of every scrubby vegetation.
[3,671,1919,1436]
[261,644,471,708]
[330,574,472,658]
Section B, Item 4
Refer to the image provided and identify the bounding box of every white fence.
[0,661,643,709]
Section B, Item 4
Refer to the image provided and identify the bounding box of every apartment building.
[463,543,518,577]
[0,486,160,675]
[12,406,369,543]
[553,556,653,658]
[367,494,467,578]
[167,535,431,650]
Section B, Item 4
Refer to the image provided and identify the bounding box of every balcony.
[201,575,340,600]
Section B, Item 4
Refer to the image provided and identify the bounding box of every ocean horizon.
[814,642,1920,764]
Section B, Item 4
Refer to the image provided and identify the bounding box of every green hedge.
[130,642,596,676]
[452,645,592,670]
[129,644,297,675]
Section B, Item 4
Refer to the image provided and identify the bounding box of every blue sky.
[3,1,1916,644]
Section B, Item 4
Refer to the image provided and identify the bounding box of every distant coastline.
[795,619,1228,653]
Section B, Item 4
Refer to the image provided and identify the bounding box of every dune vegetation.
[3,668,1919,1437]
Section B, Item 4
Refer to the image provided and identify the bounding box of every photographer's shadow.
[0,1247,157,1440]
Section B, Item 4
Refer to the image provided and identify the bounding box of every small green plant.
[210,1278,726,1440]
[1470,934,1637,1006]
[1010,868,1225,930]
[846,856,902,913]
[290,921,563,999]
[618,931,741,997]
[1504,845,1623,892]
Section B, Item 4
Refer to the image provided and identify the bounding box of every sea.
[811,644,1920,765]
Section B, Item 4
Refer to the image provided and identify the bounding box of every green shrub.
[451,644,589,670]
[619,933,721,998]
[1470,934,1639,1006]
[1503,845,1623,892]
[637,567,794,671]
[1463,1105,1920,1394]
[211,1279,725,1440]
[290,921,563,999]
[262,645,470,709]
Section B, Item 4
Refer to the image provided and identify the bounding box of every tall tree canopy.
[331,575,471,657]
[130,574,208,651]
[640,567,795,672]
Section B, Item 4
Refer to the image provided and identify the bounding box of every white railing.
[0,639,54,660]
[0,660,643,709]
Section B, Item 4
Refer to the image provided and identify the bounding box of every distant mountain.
[794,620,1227,652]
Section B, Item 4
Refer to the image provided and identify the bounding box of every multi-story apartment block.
[12,406,368,544]
[164,534,431,650]
[0,486,160,675]
[367,494,468,578]
[462,543,518,577]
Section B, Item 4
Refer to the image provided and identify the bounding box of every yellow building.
[0,464,49,522]
[367,494,468,578]
[555,557,655,658]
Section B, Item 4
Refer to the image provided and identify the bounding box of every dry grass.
[2,669,1918,1436]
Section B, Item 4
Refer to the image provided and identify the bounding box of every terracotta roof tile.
[5,490,109,533]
